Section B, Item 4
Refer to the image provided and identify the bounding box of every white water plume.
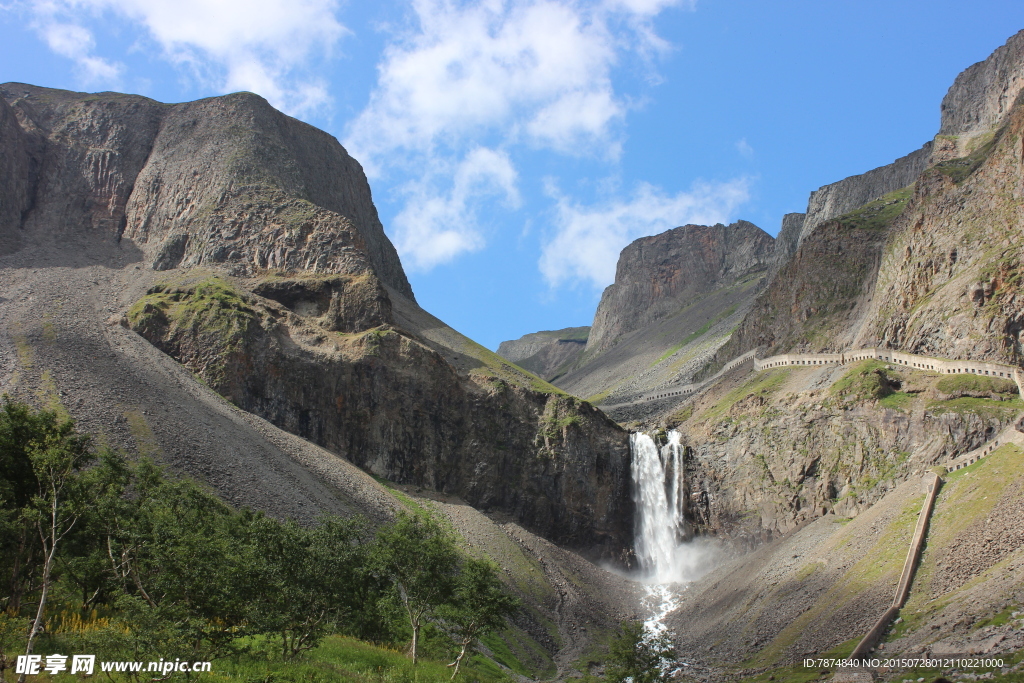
[630,430,721,584]
[630,429,724,651]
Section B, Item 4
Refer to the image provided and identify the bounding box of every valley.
[3,25,1024,683]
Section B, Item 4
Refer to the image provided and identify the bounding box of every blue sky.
[3,1,1024,350]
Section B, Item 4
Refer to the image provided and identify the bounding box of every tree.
[371,513,460,664]
[605,621,677,683]
[439,558,519,680]
[8,402,93,683]
[246,514,373,659]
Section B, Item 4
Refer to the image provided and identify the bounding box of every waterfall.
[630,430,687,583]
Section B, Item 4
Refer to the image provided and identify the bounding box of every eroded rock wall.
[128,280,633,557]
[585,221,775,356]
[852,99,1024,364]
[939,29,1024,138]
[0,95,35,253]
[0,84,413,299]
[797,143,932,245]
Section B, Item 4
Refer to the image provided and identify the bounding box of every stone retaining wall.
[755,347,1020,388]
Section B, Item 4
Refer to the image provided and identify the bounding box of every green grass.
[123,409,162,458]
[933,131,999,184]
[830,360,898,402]
[835,186,913,232]
[698,368,790,425]
[748,495,922,669]
[651,304,739,367]
[127,277,258,385]
[231,634,514,683]
[926,396,1024,420]
[128,277,256,342]
[935,374,1018,395]
[878,391,914,411]
[12,633,516,683]
[893,444,1024,643]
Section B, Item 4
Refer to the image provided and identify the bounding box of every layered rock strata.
[585,221,775,357]
[0,83,633,559]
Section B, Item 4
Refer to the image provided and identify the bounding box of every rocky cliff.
[793,30,1024,248]
[0,83,413,298]
[535,221,773,407]
[496,326,589,381]
[0,83,633,559]
[715,30,1024,367]
[0,96,35,254]
[797,143,932,246]
[939,28,1024,140]
[585,221,775,357]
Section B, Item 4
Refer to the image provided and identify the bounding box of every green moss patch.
[936,374,1019,396]
[699,368,790,425]
[926,396,1024,420]
[835,186,913,232]
[830,360,899,402]
[933,131,1000,184]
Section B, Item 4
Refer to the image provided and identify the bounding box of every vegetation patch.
[933,131,1000,184]
[926,396,1024,420]
[835,186,913,232]
[651,304,739,367]
[878,391,914,411]
[127,277,259,384]
[935,374,1019,396]
[830,360,900,403]
[751,495,922,667]
[698,368,790,425]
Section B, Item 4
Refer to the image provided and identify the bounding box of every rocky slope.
[714,29,1024,368]
[519,221,776,406]
[669,441,1024,674]
[671,361,1022,542]
[496,326,589,382]
[584,221,775,357]
[0,83,633,561]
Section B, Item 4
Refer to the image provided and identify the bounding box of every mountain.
[498,220,778,411]
[495,326,589,382]
[0,83,643,675]
[718,28,1024,367]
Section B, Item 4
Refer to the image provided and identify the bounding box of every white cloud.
[735,137,754,158]
[346,0,637,168]
[539,178,751,289]
[37,21,123,84]
[23,0,346,116]
[393,147,521,271]
[346,0,684,272]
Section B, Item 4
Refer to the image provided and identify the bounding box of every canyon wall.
[585,221,775,357]
[0,83,633,559]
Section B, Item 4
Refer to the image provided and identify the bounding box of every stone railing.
[612,351,758,406]
[756,347,1020,385]
[605,347,1021,409]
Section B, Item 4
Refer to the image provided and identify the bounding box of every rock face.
[0,96,36,253]
[586,221,775,357]
[793,30,1024,248]
[717,30,1024,366]
[496,327,589,381]
[0,83,413,299]
[128,277,632,556]
[939,28,1024,138]
[852,101,1024,364]
[0,83,633,559]
[674,365,1019,542]
[770,212,804,270]
[797,144,932,246]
